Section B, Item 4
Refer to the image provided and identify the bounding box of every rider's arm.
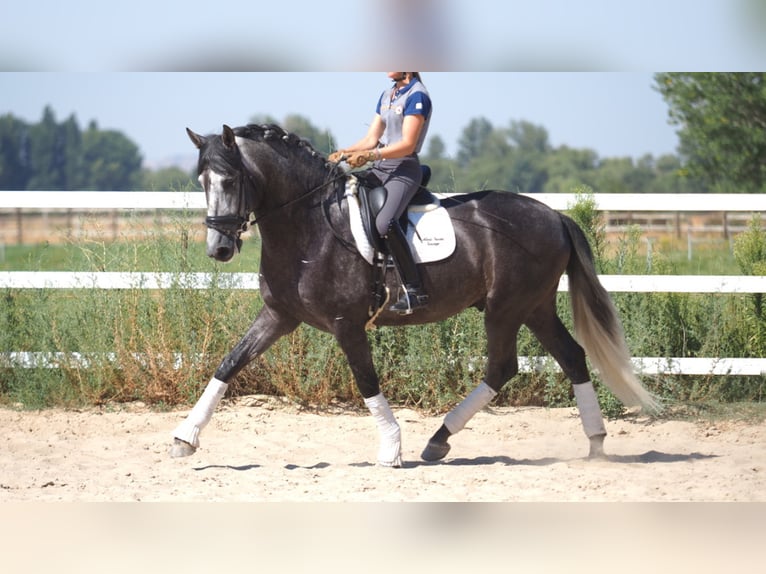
[377,113,425,160]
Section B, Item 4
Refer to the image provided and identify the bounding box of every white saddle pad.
[405,204,456,263]
[345,176,456,265]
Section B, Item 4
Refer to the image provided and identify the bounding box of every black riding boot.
[384,219,429,314]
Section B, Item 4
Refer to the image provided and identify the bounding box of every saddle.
[355,165,439,253]
[344,165,455,326]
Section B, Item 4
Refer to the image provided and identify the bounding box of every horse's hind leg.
[524,302,607,458]
[421,315,521,462]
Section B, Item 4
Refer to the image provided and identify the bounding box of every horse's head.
[188,122,344,262]
[187,125,256,262]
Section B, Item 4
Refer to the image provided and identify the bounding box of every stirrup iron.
[389,288,429,315]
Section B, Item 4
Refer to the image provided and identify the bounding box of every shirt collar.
[393,77,418,98]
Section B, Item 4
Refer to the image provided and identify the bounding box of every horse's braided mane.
[198,123,344,188]
[234,123,341,173]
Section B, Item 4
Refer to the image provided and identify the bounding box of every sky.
[1,0,764,71]
[1,1,764,170]
[1,73,680,168]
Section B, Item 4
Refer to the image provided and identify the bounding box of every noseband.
[204,169,257,246]
[204,214,252,241]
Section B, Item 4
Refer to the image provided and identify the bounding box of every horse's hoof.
[169,438,197,458]
[587,434,607,459]
[421,440,451,461]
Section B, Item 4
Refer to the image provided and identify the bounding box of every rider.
[329,72,432,314]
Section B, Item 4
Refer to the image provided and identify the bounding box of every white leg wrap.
[172,378,228,448]
[364,393,402,467]
[573,381,607,438]
[443,381,497,435]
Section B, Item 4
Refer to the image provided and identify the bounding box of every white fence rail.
[3,353,765,377]
[0,191,205,210]
[2,192,765,376]
[2,271,766,294]
[3,191,766,211]
[0,271,261,290]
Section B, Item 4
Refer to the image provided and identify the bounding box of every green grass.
[656,236,740,275]
[1,237,260,272]
[2,234,739,274]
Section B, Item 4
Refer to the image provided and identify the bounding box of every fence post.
[687,230,693,261]
[15,208,22,245]
[645,237,654,272]
[111,210,119,240]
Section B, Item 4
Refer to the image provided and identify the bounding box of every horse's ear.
[222,125,236,149]
[186,128,206,149]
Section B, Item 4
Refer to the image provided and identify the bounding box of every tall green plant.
[566,185,607,271]
[733,214,766,356]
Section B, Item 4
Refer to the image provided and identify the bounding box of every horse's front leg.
[335,323,402,468]
[169,305,299,458]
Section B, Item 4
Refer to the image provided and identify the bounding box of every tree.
[647,154,706,193]
[59,114,83,190]
[421,135,459,193]
[282,114,336,154]
[504,120,551,193]
[542,146,598,193]
[0,114,32,190]
[459,120,553,193]
[142,166,195,191]
[80,121,143,190]
[507,120,550,154]
[0,110,145,191]
[456,117,496,166]
[424,135,446,160]
[593,157,640,194]
[27,106,67,190]
[654,73,766,193]
[250,113,336,155]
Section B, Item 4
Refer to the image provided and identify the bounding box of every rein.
[205,157,348,241]
[251,167,348,227]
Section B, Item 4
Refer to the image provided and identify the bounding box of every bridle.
[202,165,258,253]
[203,157,350,244]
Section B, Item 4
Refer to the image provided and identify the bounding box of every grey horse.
[170,123,659,467]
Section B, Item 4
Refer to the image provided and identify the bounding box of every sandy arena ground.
[1,395,764,502]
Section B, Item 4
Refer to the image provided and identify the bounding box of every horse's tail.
[561,214,662,414]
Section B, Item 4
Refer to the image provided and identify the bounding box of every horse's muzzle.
[205,216,248,261]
